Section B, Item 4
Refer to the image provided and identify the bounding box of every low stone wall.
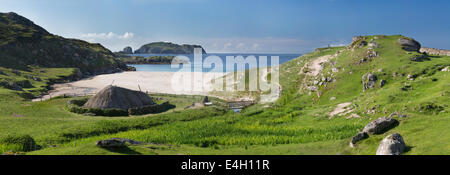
[128,101,175,115]
[420,47,450,56]
[67,99,175,116]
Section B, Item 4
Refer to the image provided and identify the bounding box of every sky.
[1,0,449,53]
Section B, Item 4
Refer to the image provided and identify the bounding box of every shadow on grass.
[101,146,142,155]
[404,145,414,153]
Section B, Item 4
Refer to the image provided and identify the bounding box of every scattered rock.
[420,47,450,56]
[349,132,368,148]
[378,68,383,72]
[388,111,399,118]
[307,86,318,92]
[366,50,378,59]
[346,113,361,119]
[380,79,386,87]
[407,74,415,81]
[397,38,421,52]
[362,117,399,135]
[83,113,96,116]
[358,41,368,48]
[330,97,336,101]
[442,66,449,72]
[11,69,21,76]
[368,40,380,48]
[376,133,406,155]
[362,73,377,91]
[409,54,428,62]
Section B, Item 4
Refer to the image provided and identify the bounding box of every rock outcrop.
[362,117,399,135]
[376,133,406,155]
[397,38,421,52]
[362,73,377,91]
[420,47,450,56]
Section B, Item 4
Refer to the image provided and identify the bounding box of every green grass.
[2,35,450,155]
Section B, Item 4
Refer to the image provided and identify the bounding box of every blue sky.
[1,0,449,53]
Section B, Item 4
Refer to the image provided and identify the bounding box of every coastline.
[33,71,225,101]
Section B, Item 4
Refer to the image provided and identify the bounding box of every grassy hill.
[1,34,448,155]
[0,12,136,99]
[0,12,130,76]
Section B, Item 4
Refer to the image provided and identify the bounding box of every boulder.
[380,79,386,87]
[397,38,421,52]
[362,73,377,91]
[376,133,405,155]
[368,40,380,48]
[349,132,369,148]
[362,117,399,135]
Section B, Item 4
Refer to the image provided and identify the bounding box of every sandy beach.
[33,71,225,101]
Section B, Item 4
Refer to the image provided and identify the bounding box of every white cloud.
[79,32,134,40]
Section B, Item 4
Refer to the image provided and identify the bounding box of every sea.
[127,53,302,72]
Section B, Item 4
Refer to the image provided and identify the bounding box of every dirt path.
[307,55,333,76]
[329,102,352,119]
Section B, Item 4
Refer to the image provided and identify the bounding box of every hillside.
[0,12,130,76]
[0,35,448,155]
[134,42,206,54]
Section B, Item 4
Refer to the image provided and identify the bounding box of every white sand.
[33,71,225,101]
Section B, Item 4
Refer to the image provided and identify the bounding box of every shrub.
[0,134,37,152]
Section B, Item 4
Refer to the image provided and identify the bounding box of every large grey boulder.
[363,117,399,135]
[376,133,405,155]
[397,38,421,52]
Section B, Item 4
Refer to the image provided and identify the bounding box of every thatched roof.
[83,85,154,110]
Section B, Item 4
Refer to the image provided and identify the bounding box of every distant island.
[134,42,206,54]
[117,55,189,64]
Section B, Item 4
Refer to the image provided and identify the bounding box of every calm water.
[128,53,301,72]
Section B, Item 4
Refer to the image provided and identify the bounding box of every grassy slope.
[0,12,127,75]
[9,35,450,155]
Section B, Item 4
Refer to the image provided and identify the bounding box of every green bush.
[0,134,37,152]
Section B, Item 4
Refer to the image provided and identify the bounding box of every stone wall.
[420,47,450,56]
